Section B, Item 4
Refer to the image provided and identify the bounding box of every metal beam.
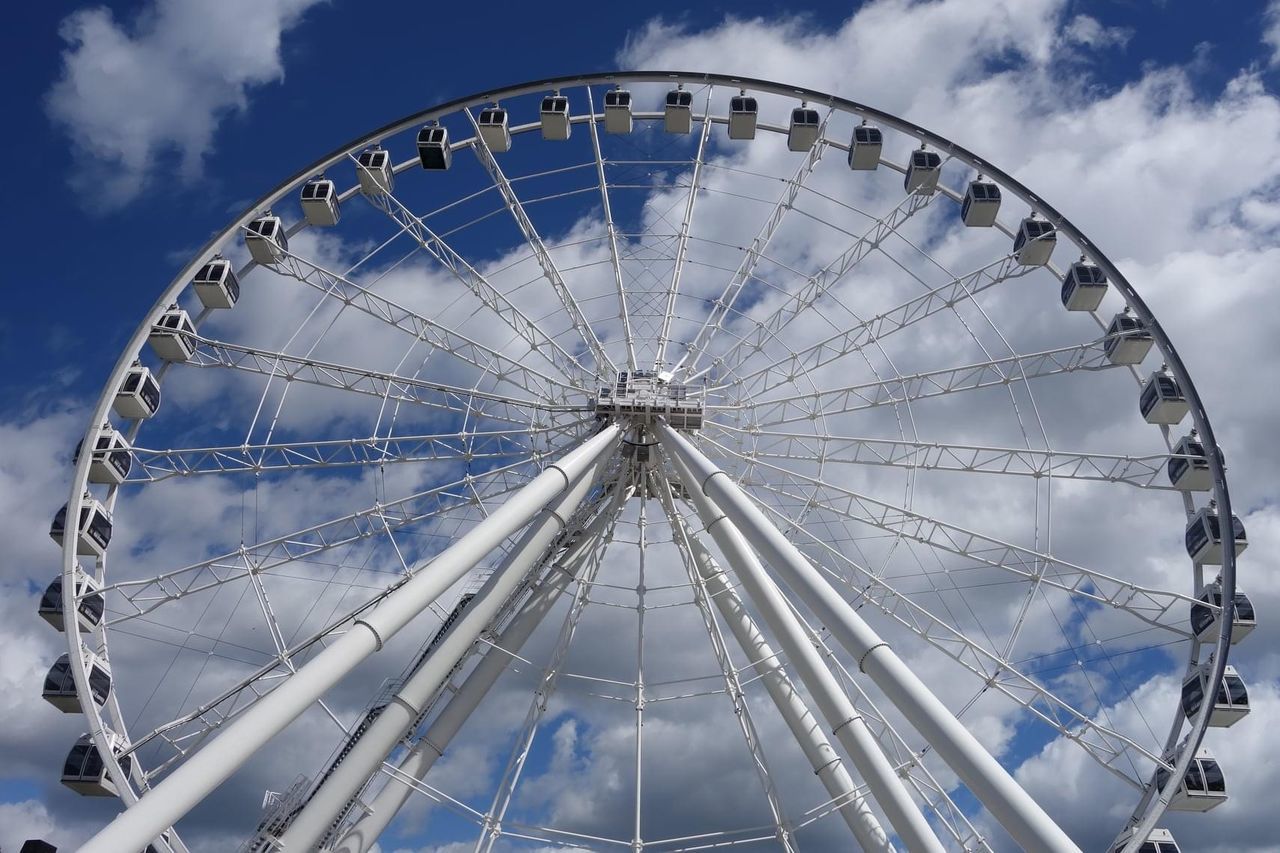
[78,426,621,853]
[657,423,1080,853]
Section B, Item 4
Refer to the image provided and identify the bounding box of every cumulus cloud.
[45,0,323,210]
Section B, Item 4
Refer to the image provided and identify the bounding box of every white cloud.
[45,0,324,210]
[1062,14,1132,50]
[1265,1,1280,66]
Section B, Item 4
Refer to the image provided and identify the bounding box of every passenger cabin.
[540,95,571,140]
[1061,261,1108,312]
[961,179,1001,227]
[300,177,340,227]
[728,95,758,140]
[477,107,511,153]
[37,570,104,633]
[787,107,821,152]
[357,147,394,195]
[245,213,288,265]
[74,422,131,486]
[1014,217,1056,266]
[904,149,942,194]
[1139,368,1188,425]
[148,305,196,362]
[417,125,452,170]
[43,650,111,712]
[113,362,161,420]
[50,494,113,558]
[61,733,131,797]
[1104,309,1154,365]
[1110,828,1181,853]
[1168,431,1215,491]
[192,256,240,309]
[1185,502,1247,565]
[848,123,883,170]
[1182,663,1250,727]
[665,87,693,134]
[1191,580,1256,644]
[604,88,633,134]
[1156,748,1227,812]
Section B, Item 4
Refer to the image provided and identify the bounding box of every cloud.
[1266,1,1280,66]
[45,0,324,210]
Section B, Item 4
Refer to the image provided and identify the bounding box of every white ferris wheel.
[44,72,1253,853]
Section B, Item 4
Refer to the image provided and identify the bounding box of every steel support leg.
[277,456,612,850]
[657,423,1080,853]
[332,483,632,853]
[79,426,621,853]
[669,451,938,853]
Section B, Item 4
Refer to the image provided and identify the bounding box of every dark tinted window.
[64,743,91,777]
[1234,593,1255,621]
[1201,760,1225,792]
[1225,675,1248,705]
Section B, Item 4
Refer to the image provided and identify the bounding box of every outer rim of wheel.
[61,70,1237,852]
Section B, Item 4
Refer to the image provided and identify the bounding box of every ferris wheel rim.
[58,69,1238,853]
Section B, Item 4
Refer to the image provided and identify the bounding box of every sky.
[3,1,1280,852]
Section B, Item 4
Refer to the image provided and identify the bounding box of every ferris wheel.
[43,71,1254,853]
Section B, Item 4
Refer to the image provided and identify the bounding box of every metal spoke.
[585,87,638,370]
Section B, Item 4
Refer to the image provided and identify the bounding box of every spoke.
[466,109,614,375]
[704,425,1182,490]
[128,425,584,482]
[691,186,942,384]
[364,178,595,388]
[675,114,833,378]
[653,91,715,371]
[263,241,578,403]
[735,336,1124,428]
[740,485,1168,790]
[100,459,537,622]
[585,87,638,370]
[184,332,583,427]
[702,438,1200,634]
[722,253,1035,396]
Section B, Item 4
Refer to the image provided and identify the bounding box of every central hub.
[595,370,703,430]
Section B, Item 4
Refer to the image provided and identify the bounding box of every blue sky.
[5,2,1280,852]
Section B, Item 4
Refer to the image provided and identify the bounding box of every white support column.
[332,487,626,853]
[674,507,894,849]
[79,426,621,853]
[276,456,612,850]
[669,452,937,853]
[657,423,1080,853]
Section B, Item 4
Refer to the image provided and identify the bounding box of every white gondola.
[43,649,112,712]
[37,569,104,633]
[74,422,131,485]
[728,94,758,140]
[1110,827,1181,853]
[1104,308,1153,365]
[357,147,394,195]
[1185,501,1247,565]
[113,361,161,420]
[540,95,571,141]
[477,107,511,153]
[1139,367,1188,425]
[904,148,942,194]
[417,125,452,170]
[1013,216,1056,266]
[300,176,340,227]
[1191,579,1256,644]
[1182,663,1250,727]
[245,213,288,265]
[1156,748,1227,812]
[961,179,1001,226]
[148,305,197,362]
[1168,431,1216,491]
[604,88,633,134]
[664,87,693,134]
[50,493,113,558]
[848,122,883,170]
[1061,260,1108,311]
[787,106,821,152]
[61,732,131,797]
[192,256,240,309]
